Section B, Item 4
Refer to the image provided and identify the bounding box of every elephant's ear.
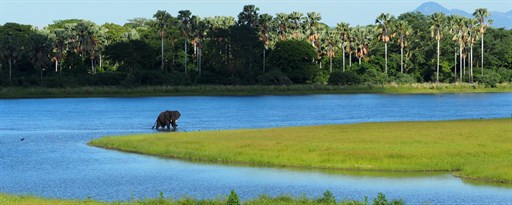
[174,111,181,120]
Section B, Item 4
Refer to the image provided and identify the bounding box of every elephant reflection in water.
[151,110,181,131]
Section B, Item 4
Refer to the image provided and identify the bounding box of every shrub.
[328,71,362,85]
[256,70,293,85]
[227,189,240,205]
[317,190,336,204]
[223,76,242,85]
[475,70,501,87]
[392,73,417,84]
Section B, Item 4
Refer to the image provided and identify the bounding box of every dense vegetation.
[0,6,510,88]
[89,119,512,184]
[0,191,404,205]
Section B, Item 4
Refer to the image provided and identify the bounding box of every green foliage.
[268,40,318,83]
[328,71,362,85]
[391,73,417,84]
[317,190,336,204]
[256,70,293,85]
[104,40,156,73]
[372,193,404,205]
[475,70,501,87]
[227,190,240,205]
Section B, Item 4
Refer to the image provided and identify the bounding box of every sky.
[1,0,511,29]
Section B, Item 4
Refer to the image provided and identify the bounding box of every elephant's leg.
[166,120,171,131]
[171,121,177,131]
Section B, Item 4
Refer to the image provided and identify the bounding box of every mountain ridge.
[414,1,511,29]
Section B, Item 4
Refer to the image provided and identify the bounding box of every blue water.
[1,93,511,204]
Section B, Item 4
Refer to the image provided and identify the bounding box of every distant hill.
[414,1,512,29]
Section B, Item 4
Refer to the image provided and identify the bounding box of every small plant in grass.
[373,193,404,205]
[227,189,240,205]
[317,190,336,204]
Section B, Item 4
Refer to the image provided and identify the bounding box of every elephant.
[151,110,181,131]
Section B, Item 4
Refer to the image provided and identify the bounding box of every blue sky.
[1,0,511,28]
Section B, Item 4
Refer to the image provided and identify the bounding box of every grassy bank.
[1,83,511,98]
[0,191,401,205]
[89,119,512,184]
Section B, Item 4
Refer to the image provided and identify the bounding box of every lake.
[1,93,511,204]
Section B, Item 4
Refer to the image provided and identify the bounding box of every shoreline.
[1,83,511,99]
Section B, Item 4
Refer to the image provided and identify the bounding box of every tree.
[375,13,395,74]
[275,13,289,40]
[237,5,259,28]
[452,16,467,82]
[336,22,350,72]
[28,32,52,81]
[467,18,479,83]
[178,10,192,74]
[153,10,171,71]
[0,23,32,82]
[104,40,156,73]
[75,20,103,74]
[288,12,304,40]
[305,12,322,49]
[267,40,318,83]
[352,26,372,67]
[393,20,412,73]
[258,13,273,73]
[473,8,490,75]
[325,29,338,73]
[430,12,445,83]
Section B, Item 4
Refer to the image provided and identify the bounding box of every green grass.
[89,119,512,184]
[0,191,397,205]
[1,83,511,98]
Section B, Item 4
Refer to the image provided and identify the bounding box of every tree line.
[0,5,511,87]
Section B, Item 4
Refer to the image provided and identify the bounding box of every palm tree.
[393,20,412,74]
[190,15,207,76]
[288,12,304,39]
[153,10,171,71]
[178,10,192,74]
[0,33,21,82]
[275,13,288,40]
[375,13,395,74]
[306,12,321,48]
[28,32,52,81]
[448,15,460,81]
[237,5,259,28]
[336,22,350,72]
[75,21,102,74]
[452,17,467,82]
[473,8,490,75]
[429,12,445,83]
[353,26,371,66]
[325,29,338,73]
[258,13,273,73]
[50,28,68,73]
[467,18,479,83]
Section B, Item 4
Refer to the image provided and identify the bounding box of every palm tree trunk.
[349,52,352,67]
[55,60,58,72]
[400,47,403,74]
[454,47,457,82]
[161,37,164,71]
[329,56,333,73]
[358,57,361,66]
[470,45,474,83]
[99,55,102,69]
[91,59,95,74]
[342,48,345,72]
[481,34,484,75]
[385,42,388,74]
[184,38,188,74]
[436,40,440,83]
[459,46,463,81]
[263,48,266,73]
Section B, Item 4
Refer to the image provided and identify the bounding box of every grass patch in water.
[89,119,512,184]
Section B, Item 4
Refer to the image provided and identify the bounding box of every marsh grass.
[1,83,511,98]
[89,119,512,183]
[0,191,399,205]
